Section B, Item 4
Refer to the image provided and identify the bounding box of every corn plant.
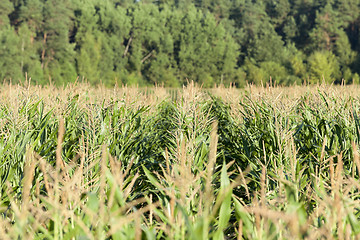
[0,83,360,239]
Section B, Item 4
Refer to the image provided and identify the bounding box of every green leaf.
[347,211,360,234]
[142,165,164,194]
[213,162,232,239]
[87,192,99,213]
[233,197,253,238]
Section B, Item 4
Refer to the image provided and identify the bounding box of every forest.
[1,0,360,87]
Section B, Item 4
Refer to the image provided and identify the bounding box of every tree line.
[1,0,360,87]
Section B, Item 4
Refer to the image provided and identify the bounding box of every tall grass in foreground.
[1,82,360,239]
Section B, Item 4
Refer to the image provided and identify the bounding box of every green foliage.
[2,85,360,238]
[0,0,360,86]
[307,51,340,83]
[0,0,13,27]
[0,27,24,82]
[176,6,238,86]
[1,85,360,238]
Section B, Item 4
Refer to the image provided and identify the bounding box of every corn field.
[1,82,360,239]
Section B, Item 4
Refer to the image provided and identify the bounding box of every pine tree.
[0,27,23,82]
[17,25,44,83]
[176,6,238,86]
[307,51,340,83]
[18,0,44,32]
[232,0,286,64]
[126,4,164,82]
[264,0,290,27]
[15,0,45,83]
[141,5,179,86]
[0,0,13,27]
[0,0,24,82]
[41,0,76,84]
